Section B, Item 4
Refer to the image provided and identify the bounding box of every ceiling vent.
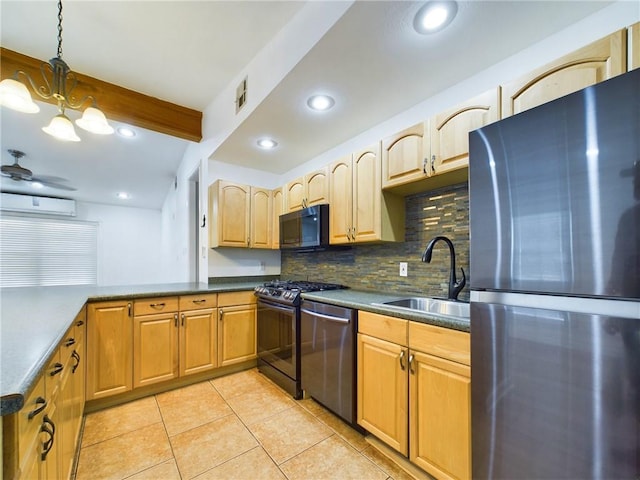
[235,76,248,113]
[1,192,76,216]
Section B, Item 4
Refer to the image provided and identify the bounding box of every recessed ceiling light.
[307,94,335,111]
[257,138,278,149]
[116,192,130,200]
[116,126,136,138]
[414,1,457,34]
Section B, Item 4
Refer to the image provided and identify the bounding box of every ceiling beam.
[1,48,202,142]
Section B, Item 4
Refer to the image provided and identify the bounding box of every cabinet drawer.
[218,291,256,307]
[358,311,408,346]
[134,297,179,316]
[18,375,46,464]
[409,321,470,366]
[179,293,218,311]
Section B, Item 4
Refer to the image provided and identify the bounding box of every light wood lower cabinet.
[87,300,133,400]
[357,311,471,480]
[3,309,86,480]
[218,291,257,367]
[132,295,218,387]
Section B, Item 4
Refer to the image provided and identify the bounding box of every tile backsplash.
[281,182,469,301]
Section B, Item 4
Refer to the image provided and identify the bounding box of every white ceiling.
[0,1,614,209]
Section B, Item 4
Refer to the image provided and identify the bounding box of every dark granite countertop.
[0,282,262,416]
[301,289,470,332]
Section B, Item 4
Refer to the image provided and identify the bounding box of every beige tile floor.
[76,368,416,480]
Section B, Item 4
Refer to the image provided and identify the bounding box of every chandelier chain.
[57,0,63,58]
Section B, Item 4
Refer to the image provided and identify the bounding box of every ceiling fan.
[1,149,76,191]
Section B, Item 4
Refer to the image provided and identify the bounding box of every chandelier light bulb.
[76,107,114,135]
[0,79,40,113]
[42,113,81,142]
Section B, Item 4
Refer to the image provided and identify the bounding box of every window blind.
[0,215,98,287]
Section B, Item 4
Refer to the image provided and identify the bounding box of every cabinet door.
[211,180,250,247]
[329,156,353,244]
[70,311,86,455]
[59,353,76,480]
[410,350,471,480]
[218,304,257,367]
[357,333,408,455]
[285,177,306,212]
[250,187,272,249]
[382,123,427,189]
[272,187,284,249]
[502,29,626,117]
[180,308,217,376]
[353,143,381,242]
[430,88,500,175]
[631,22,639,71]
[305,167,329,207]
[133,313,179,388]
[86,301,133,400]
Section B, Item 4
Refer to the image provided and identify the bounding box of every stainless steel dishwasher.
[300,300,357,426]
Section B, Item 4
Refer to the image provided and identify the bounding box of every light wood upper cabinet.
[250,187,272,249]
[382,123,428,189]
[630,22,639,71]
[502,29,626,117]
[285,167,329,212]
[272,187,284,249]
[209,180,250,248]
[86,301,133,400]
[209,180,272,249]
[329,144,404,245]
[218,291,257,367]
[328,155,353,244]
[430,88,500,175]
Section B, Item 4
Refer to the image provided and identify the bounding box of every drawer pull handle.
[408,354,415,374]
[28,397,47,419]
[192,299,206,304]
[40,415,56,461]
[174,313,179,327]
[72,350,81,373]
[150,303,166,308]
[128,303,132,317]
[399,350,406,370]
[50,363,63,376]
[65,337,76,347]
[181,313,185,326]
[76,320,84,326]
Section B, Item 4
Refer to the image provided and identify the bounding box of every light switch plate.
[399,262,408,277]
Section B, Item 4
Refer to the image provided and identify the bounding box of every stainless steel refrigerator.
[469,68,639,479]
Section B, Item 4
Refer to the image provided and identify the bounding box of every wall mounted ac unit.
[0,192,77,216]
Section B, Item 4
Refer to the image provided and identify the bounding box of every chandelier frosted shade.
[42,113,81,142]
[76,107,114,135]
[0,79,40,113]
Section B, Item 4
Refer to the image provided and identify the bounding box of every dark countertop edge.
[301,290,470,333]
[1,282,262,416]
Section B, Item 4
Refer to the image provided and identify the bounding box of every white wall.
[75,201,166,286]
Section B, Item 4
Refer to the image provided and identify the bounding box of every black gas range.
[254,280,347,398]
[254,280,346,306]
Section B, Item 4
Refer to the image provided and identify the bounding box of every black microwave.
[279,204,330,250]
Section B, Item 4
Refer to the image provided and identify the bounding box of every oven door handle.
[258,299,296,314]
[300,309,350,324]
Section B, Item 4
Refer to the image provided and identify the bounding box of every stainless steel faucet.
[421,235,466,301]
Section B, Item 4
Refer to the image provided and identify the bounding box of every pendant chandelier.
[0,0,113,142]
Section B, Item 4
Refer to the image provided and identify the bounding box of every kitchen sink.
[375,297,470,319]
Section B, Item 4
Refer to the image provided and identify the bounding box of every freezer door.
[471,301,639,479]
[469,69,640,299]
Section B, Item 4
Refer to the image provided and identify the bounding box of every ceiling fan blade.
[30,176,77,191]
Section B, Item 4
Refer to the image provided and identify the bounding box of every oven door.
[257,298,298,381]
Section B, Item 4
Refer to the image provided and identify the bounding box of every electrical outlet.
[399,262,408,277]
